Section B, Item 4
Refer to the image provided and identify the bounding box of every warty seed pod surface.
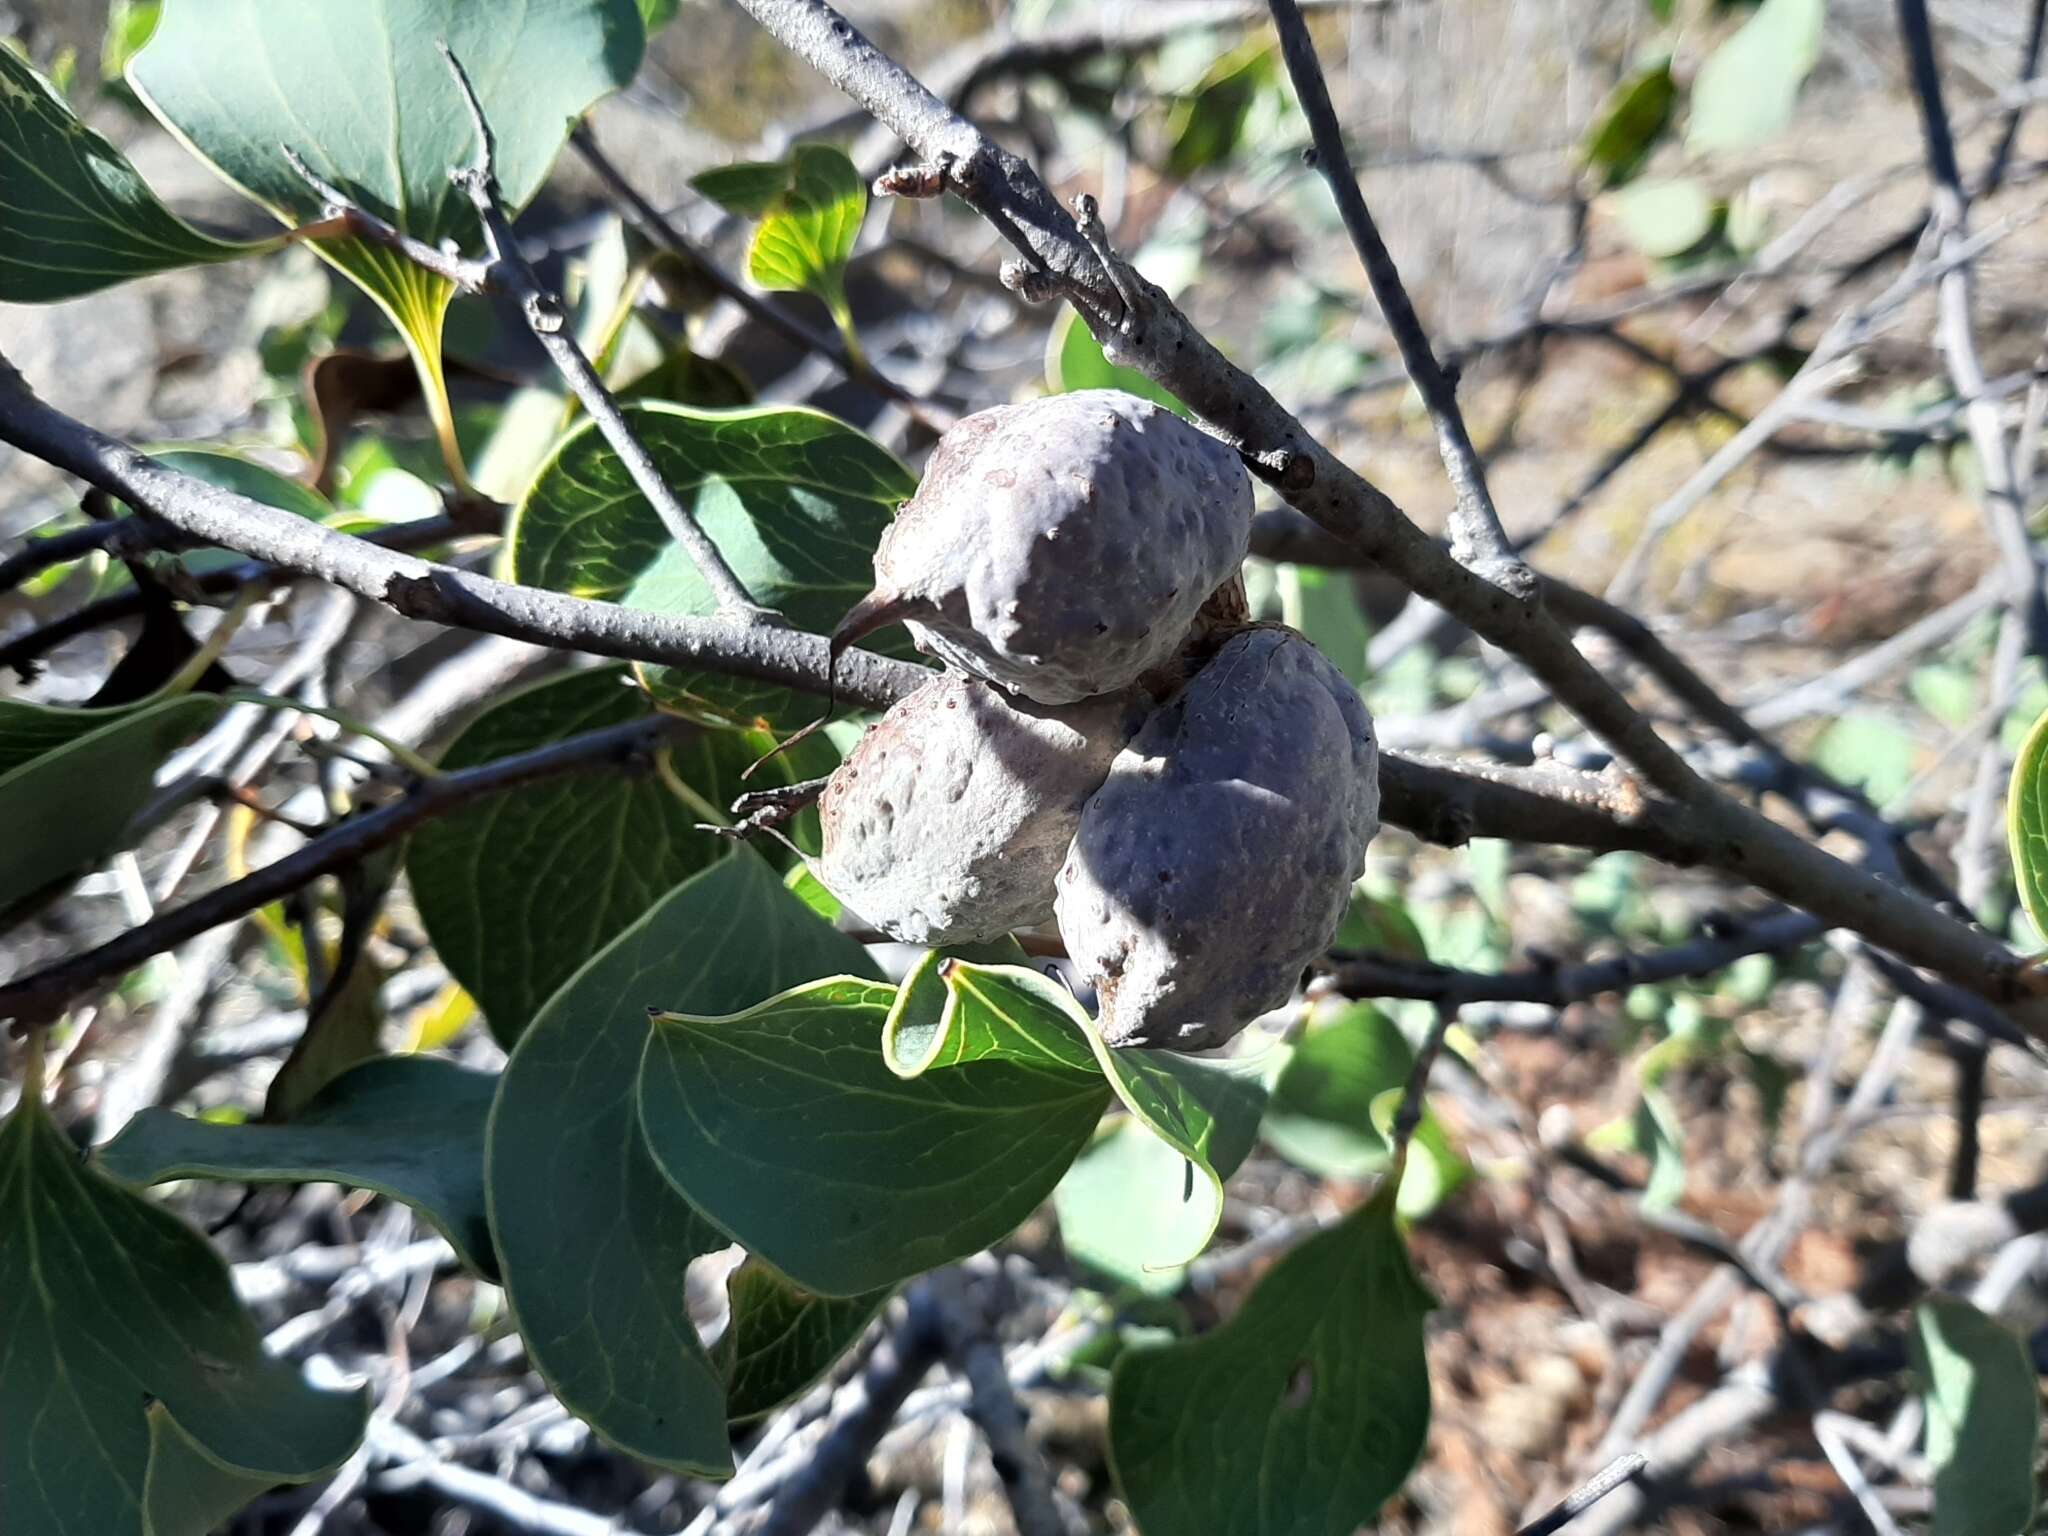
[1055,625,1381,1050]
[816,671,1146,946]
[845,389,1254,706]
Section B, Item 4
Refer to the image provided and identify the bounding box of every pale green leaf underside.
[486,853,877,1474]
[0,1095,367,1536]
[97,1057,499,1280]
[1912,1296,2041,1536]
[0,45,255,303]
[1109,1185,1434,1536]
[1687,0,1824,154]
[129,0,644,245]
[510,403,917,728]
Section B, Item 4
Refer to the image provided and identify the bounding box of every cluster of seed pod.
[816,388,1381,1051]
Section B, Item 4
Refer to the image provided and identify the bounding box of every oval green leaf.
[1109,1182,1434,1536]
[1686,0,1825,155]
[509,403,917,728]
[693,144,866,311]
[638,967,1111,1296]
[719,1260,888,1422]
[97,1057,499,1279]
[486,852,876,1473]
[406,665,831,1047]
[0,691,222,914]
[0,1087,368,1536]
[0,44,260,303]
[1912,1295,2041,1536]
[933,961,1268,1274]
[1580,60,1676,188]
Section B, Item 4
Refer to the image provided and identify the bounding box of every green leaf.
[0,692,222,914]
[639,967,1110,1296]
[1109,1182,1434,1536]
[1687,0,1826,154]
[101,1,163,84]
[939,961,1268,1272]
[486,853,874,1473]
[1056,1118,1213,1294]
[509,404,917,728]
[719,1260,888,1422]
[2009,704,2048,945]
[692,144,865,313]
[0,1086,368,1536]
[1046,307,1188,418]
[129,0,646,482]
[1581,60,1676,187]
[0,45,258,302]
[97,1057,499,1279]
[1331,889,1429,957]
[1912,1296,2041,1536]
[142,1402,296,1536]
[1277,564,1371,687]
[637,0,684,35]
[1612,176,1716,260]
[1814,710,1918,806]
[1262,1004,1411,1179]
[407,666,827,1047]
[1164,40,1275,178]
[1262,1005,1467,1217]
[1635,1087,1687,1212]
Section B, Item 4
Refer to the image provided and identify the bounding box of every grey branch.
[0,712,699,1025]
[0,360,922,714]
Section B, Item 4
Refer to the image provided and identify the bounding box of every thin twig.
[1266,0,1529,594]
[1515,1451,1647,1536]
[280,50,769,623]
[0,712,697,1025]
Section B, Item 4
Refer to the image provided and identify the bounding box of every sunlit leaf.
[1612,177,1716,260]
[2009,703,2048,945]
[1046,307,1188,417]
[129,0,647,483]
[0,44,259,302]
[693,144,865,319]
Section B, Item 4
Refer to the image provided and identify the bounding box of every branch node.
[998,258,1064,306]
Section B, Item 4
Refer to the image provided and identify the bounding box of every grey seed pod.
[835,390,1254,706]
[816,673,1145,946]
[1056,626,1380,1051]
